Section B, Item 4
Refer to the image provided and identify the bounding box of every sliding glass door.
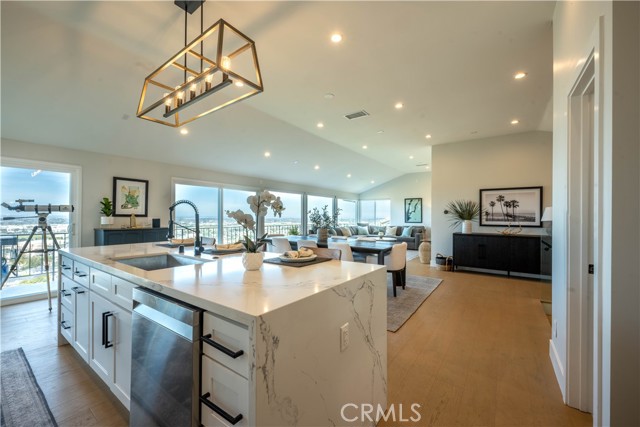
[1,158,80,302]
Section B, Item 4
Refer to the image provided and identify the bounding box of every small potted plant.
[444,200,482,234]
[100,197,114,227]
[308,205,339,241]
[288,225,300,236]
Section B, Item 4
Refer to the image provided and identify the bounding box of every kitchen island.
[58,243,387,426]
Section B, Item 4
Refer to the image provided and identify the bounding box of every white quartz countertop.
[61,243,383,318]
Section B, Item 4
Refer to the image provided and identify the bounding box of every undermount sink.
[113,254,212,271]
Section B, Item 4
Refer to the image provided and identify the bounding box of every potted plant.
[308,205,339,241]
[100,197,114,227]
[288,225,300,236]
[226,191,285,270]
[444,200,482,234]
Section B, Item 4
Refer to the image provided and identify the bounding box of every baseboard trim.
[549,339,566,401]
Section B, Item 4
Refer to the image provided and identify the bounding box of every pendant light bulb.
[221,56,231,70]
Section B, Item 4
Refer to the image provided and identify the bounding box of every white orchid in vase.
[226,191,285,253]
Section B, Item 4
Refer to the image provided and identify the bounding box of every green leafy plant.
[99,197,113,217]
[444,200,482,228]
[288,225,300,236]
[308,205,340,230]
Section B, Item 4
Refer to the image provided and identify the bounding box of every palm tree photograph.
[479,186,543,227]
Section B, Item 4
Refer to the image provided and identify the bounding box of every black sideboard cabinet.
[453,232,547,276]
[94,228,169,246]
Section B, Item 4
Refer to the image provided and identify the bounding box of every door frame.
[564,18,604,423]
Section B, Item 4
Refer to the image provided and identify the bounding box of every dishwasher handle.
[201,334,244,359]
[200,392,243,425]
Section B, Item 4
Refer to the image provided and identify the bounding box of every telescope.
[1,200,74,213]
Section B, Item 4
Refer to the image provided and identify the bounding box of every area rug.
[387,275,442,332]
[1,348,57,427]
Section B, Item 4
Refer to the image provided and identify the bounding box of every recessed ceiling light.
[409,155,414,159]
[514,71,528,79]
[234,81,244,87]
[264,151,271,158]
[377,130,384,134]
[324,93,335,99]
[317,122,324,128]
[426,166,431,170]
[180,128,189,135]
[511,119,519,125]
[362,145,368,149]
[395,102,404,109]
[330,33,343,43]
[293,160,299,165]
[346,173,352,178]
[314,165,320,170]
[425,134,432,139]
[370,180,375,184]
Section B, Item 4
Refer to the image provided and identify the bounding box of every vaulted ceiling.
[1,1,554,194]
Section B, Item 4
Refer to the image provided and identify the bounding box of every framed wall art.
[479,186,542,227]
[404,198,422,223]
[113,177,149,217]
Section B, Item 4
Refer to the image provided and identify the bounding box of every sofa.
[310,224,429,250]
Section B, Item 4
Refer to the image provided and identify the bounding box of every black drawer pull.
[72,286,85,294]
[74,270,87,278]
[200,392,243,425]
[202,334,244,359]
[60,290,71,297]
[104,312,114,348]
[61,320,71,330]
[62,265,71,270]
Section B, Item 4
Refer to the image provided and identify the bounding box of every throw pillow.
[385,226,397,236]
[340,227,352,237]
[357,226,369,235]
[401,226,413,237]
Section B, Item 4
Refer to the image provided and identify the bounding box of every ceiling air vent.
[344,110,370,120]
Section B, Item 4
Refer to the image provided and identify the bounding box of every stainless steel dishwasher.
[130,287,202,427]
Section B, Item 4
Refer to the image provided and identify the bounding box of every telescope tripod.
[1,213,61,311]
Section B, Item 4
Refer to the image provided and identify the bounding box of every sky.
[1,167,71,220]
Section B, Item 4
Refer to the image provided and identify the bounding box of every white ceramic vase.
[462,220,473,234]
[100,216,114,226]
[242,252,264,271]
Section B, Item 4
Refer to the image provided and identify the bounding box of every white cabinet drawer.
[201,355,249,427]
[59,276,75,310]
[73,261,90,287]
[111,276,133,310]
[202,312,249,378]
[60,255,73,279]
[60,304,74,344]
[90,268,112,298]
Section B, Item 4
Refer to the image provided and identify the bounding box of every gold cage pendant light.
[136,1,263,127]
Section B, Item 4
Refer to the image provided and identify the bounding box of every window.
[223,188,256,243]
[267,191,302,236]
[359,199,391,226]
[174,183,219,241]
[307,195,334,231]
[337,199,357,226]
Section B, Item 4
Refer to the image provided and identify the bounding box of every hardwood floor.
[0,261,591,426]
[0,299,128,427]
[380,259,592,426]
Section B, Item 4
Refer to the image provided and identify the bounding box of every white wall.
[431,131,552,260]
[359,172,431,229]
[552,1,639,425]
[1,138,358,247]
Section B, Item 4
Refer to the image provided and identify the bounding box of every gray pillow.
[357,226,369,235]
